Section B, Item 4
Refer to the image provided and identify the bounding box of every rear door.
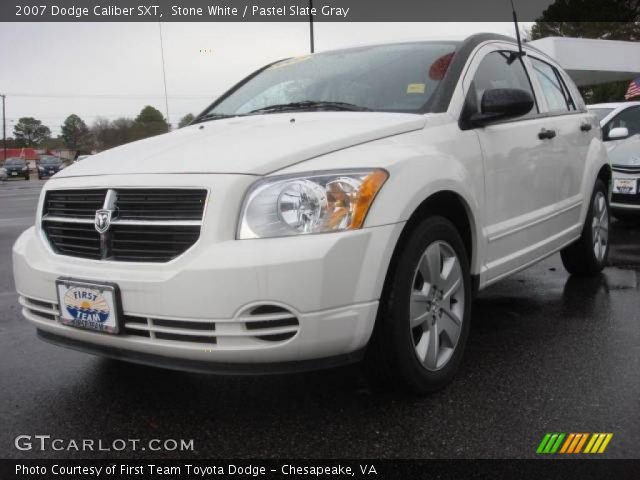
[526,56,597,228]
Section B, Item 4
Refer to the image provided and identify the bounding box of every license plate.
[11,172,17,176]
[613,178,638,195]
[56,279,121,334]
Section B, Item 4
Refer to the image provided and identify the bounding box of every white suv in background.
[588,101,640,149]
[13,34,610,393]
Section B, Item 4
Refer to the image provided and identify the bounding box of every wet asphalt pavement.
[0,179,638,460]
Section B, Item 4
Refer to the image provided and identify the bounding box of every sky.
[0,22,532,136]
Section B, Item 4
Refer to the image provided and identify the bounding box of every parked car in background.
[0,166,7,182]
[13,34,611,393]
[609,134,640,220]
[588,101,640,150]
[37,155,66,179]
[3,158,30,180]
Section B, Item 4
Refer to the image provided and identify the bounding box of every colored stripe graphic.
[559,433,575,453]
[598,434,613,453]
[537,433,613,454]
[536,433,552,454]
[574,433,588,453]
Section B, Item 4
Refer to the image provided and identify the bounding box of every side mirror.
[608,127,629,140]
[469,88,534,127]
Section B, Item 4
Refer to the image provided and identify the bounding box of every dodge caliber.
[13,34,611,393]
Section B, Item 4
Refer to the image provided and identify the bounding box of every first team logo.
[63,287,110,323]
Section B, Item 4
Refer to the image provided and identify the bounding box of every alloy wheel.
[592,191,609,262]
[410,240,465,371]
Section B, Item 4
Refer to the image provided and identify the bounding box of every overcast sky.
[0,22,532,136]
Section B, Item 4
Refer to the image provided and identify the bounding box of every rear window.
[530,58,575,112]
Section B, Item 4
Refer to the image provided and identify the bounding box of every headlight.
[238,169,388,239]
[38,166,44,170]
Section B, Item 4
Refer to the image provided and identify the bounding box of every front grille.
[20,296,300,349]
[116,189,207,220]
[123,305,300,346]
[42,188,207,263]
[612,164,640,175]
[110,224,201,262]
[44,189,107,219]
[19,296,59,322]
[612,192,640,205]
[43,221,102,260]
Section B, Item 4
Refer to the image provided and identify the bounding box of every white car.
[0,167,7,182]
[13,34,610,393]
[588,101,640,150]
[607,134,640,219]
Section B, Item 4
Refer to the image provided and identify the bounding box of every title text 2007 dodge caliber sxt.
[13,34,611,393]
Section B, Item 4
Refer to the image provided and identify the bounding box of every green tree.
[178,113,195,128]
[91,117,138,151]
[530,0,640,102]
[42,136,66,150]
[134,105,169,138]
[61,114,93,152]
[13,117,51,147]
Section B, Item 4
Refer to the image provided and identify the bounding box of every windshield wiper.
[192,112,239,124]
[249,101,371,114]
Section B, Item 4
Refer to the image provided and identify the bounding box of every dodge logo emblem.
[95,209,112,234]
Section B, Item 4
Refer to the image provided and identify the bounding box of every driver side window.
[470,51,537,116]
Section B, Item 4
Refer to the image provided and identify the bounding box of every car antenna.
[508,0,526,64]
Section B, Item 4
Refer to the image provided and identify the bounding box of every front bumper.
[13,180,403,367]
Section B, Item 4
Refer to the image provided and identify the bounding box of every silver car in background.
[588,101,640,151]
[609,134,640,220]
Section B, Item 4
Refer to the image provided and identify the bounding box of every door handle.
[580,122,592,132]
[538,128,556,140]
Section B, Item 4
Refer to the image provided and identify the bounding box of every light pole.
[158,22,170,129]
[1,94,6,162]
[309,0,314,53]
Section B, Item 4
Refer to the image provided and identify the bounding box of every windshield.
[200,42,458,119]
[40,157,61,165]
[589,108,614,122]
[5,158,25,166]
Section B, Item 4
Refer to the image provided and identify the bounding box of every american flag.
[625,77,640,100]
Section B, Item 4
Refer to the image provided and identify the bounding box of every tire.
[560,179,609,276]
[365,216,472,394]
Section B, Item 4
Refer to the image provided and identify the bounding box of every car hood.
[57,112,427,178]
[609,134,640,166]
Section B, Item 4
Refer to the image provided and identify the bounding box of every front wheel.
[560,179,609,276]
[365,216,472,394]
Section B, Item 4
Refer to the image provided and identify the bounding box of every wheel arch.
[381,190,479,299]
[597,163,612,194]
